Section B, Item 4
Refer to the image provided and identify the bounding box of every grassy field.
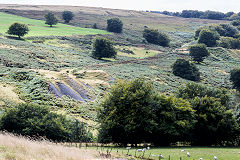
[96,146,240,160]
[0,12,109,37]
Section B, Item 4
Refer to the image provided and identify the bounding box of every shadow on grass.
[5,36,25,41]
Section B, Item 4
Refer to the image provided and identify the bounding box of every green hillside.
[0,12,109,37]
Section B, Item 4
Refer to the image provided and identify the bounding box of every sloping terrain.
[0,132,101,160]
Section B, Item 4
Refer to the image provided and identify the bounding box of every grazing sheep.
[200,158,203,160]
[147,147,150,150]
[214,156,218,160]
[126,147,131,150]
[158,154,164,159]
[187,152,190,157]
[137,149,143,152]
[181,149,185,152]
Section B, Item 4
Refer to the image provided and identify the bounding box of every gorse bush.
[92,37,117,59]
[143,28,170,47]
[172,59,200,81]
[107,18,123,33]
[218,37,240,49]
[7,23,29,39]
[0,103,92,142]
[189,43,209,63]
[230,68,240,91]
[198,29,219,47]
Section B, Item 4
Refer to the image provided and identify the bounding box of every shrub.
[7,23,29,39]
[231,20,240,26]
[198,29,219,47]
[45,12,58,27]
[176,82,230,107]
[0,103,92,142]
[62,11,74,23]
[189,44,209,63]
[92,37,117,59]
[218,37,240,49]
[230,68,240,91]
[107,18,123,33]
[172,59,200,81]
[143,28,170,47]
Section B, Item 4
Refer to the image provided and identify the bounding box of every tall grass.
[0,132,101,160]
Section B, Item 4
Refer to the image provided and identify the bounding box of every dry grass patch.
[0,132,102,160]
[0,83,23,104]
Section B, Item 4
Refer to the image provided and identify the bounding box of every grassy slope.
[0,133,101,160]
[0,12,109,37]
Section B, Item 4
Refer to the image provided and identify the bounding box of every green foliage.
[107,18,123,33]
[189,43,209,63]
[98,78,195,146]
[7,23,29,39]
[143,28,170,47]
[198,29,219,47]
[191,96,239,146]
[45,12,58,27]
[231,20,240,26]
[172,59,200,81]
[218,37,240,49]
[230,68,240,91]
[219,24,239,37]
[92,37,117,59]
[151,95,195,145]
[0,103,92,142]
[98,78,155,144]
[62,11,74,23]
[176,82,230,107]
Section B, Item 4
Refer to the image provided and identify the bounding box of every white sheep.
[147,146,150,150]
[158,154,164,159]
[181,149,185,152]
[214,156,218,160]
[126,147,131,150]
[200,158,203,160]
[137,149,142,152]
[187,152,190,157]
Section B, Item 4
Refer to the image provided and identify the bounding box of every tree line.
[150,10,240,21]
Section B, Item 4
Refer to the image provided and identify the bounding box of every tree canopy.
[189,44,209,63]
[62,11,74,23]
[107,18,123,33]
[7,22,29,39]
[143,28,170,47]
[45,12,58,27]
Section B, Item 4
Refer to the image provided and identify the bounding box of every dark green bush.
[189,44,209,63]
[218,37,240,49]
[92,37,117,59]
[143,28,170,47]
[0,103,92,142]
[219,24,239,37]
[107,18,123,33]
[231,20,240,26]
[7,23,29,39]
[172,59,200,81]
[62,11,74,23]
[198,29,219,47]
[230,68,240,91]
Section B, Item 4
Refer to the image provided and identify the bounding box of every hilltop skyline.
[0,0,239,13]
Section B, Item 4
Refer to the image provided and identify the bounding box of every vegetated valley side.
[0,3,240,160]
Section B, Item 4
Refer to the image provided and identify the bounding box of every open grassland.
[0,12,109,37]
[100,146,240,160]
[0,132,102,160]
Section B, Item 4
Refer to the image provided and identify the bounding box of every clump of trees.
[7,22,29,39]
[189,44,209,63]
[218,37,240,49]
[172,59,200,81]
[0,103,92,142]
[62,11,74,23]
[45,12,58,27]
[230,68,240,91]
[107,18,123,33]
[98,78,239,146]
[92,37,117,59]
[143,28,170,47]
